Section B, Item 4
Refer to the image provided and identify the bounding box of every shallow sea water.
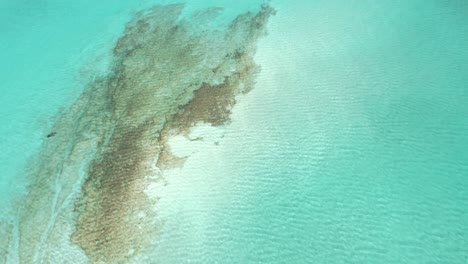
[1,0,468,263]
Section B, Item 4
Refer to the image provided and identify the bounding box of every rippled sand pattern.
[10,4,274,263]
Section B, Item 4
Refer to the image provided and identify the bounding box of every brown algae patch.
[157,54,260,170]
[11,3,275,263]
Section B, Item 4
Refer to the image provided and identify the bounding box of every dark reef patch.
[13,3,274,263]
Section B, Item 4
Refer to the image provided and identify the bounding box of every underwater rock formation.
[11,3,274,263]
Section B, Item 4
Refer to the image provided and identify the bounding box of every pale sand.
[139,15,284,263]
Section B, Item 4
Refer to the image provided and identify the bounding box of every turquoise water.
[0,0,146,211]
[211,1,468,262]
[1,0,468,263]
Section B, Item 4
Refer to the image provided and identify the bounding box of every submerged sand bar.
[5,3,274,263]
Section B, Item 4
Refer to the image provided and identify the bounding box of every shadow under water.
[4,3,275,263]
